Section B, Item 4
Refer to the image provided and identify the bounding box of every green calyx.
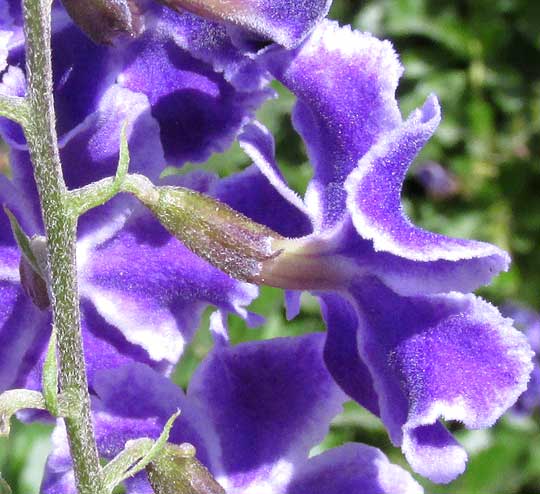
[146,443,225,494]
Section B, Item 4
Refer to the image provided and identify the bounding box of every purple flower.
[0,121,262,394]
[501,302,540,415]
[0,0,271,166]
[215,20,534,483]
[0,1,533,487]
[42,334,424,494]
[0,0,340,394]
[0,0,274,391]
[0,162,261,396]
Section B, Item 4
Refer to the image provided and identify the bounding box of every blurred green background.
[2,0,540,492]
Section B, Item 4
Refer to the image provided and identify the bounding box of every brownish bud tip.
[257,236,352,290]
[60,0,143,45]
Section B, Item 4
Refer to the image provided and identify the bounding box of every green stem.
[0,94,28,123]
[21,1,106,493]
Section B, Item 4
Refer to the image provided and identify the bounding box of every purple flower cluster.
[0,1,534,492]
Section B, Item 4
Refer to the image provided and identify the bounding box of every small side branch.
[0,389,46,436]
[0,388,79,437]
[0,94,29,125]
[102,411,180,492]
[67,121,130,217]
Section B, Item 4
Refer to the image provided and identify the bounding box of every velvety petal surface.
[163,0,331,49]
[213,164,312,238]
[324,277,533,483]
[93,364,214,465]
[1,0,23,49]
[5,86,260,382]
[48,15,113,138]
[286,443,423,494]
[321,293,380,417]
[21,301,169,394]
[1,6,111,147]
[239,0,332,49]
[238,122,504,295]
[2,2,268,168]
[238,122,311,221]
[345,97,509,270]
[10,83,165,239]
[43,335,346,493]
[79,206,260,364]
[117,20,269,166]
[42,363,215,494]
[265,20,403,230]
[0,0,25,143]
[256,20,509,293]
[148,5,270,91]
[0,0,11,72]
[0,290,49,393]
[333,218,510,296]
[187,333,346,492]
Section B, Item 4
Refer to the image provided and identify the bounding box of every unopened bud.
[123,175,283,284]
[124,175,351,290]
[146,443,225,494]
[60,0,143,45]
[18,236,50,311]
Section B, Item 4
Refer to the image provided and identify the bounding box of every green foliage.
[0,420,52,494]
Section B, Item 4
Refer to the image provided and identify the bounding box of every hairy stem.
[21,1,106,493]
[0,94,28,123]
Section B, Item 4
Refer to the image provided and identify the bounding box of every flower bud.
[146,443,225,494]
[124,175,284,284]
[60,0,143,45]
[124,175,351,290]
[18,236,50,311]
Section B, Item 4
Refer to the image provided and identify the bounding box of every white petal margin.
[238,122,310,217]
[286,443,423,494]
[345,96,509,267]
